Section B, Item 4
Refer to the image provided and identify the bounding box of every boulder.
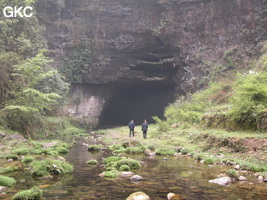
[144,150,156,156]
[130,175,144,181]
[120,172,134,177]
[258,176,264,182]
[0,186,6,192]
[238,176,247,181]
[126,192,150,200]
[209,177,232,186]
[167,193,181,200]
[234,165,240,170]
[0,132,6,138]
[5,133,26,142]
[42,141,58,148]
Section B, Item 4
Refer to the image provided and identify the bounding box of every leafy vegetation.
[86,159,98,165]
[12,186,43,200]
[0,175,16,187]
[62,40,94,84]
[30,159,73,176]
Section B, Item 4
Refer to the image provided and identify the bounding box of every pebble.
[238,176,247,181]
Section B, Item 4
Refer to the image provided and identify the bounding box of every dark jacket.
[128,121,135,130]
[142,122,148,131]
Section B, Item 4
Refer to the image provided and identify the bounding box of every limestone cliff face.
[36,0,266,125]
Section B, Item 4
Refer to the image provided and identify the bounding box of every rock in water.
[167,192,181,199]
[209,177,232,186]
[126,192,150,200]
[130,175,143,181]
[238,176,247,181]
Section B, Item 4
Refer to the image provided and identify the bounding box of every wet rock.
[0,186,6,192]
[120,172,134,177]
[99,172,105,177]
[144,150,156,156]
[167,192,181,200]
[258,176,264,182]
[126,192,150,200]
[238,176,247,181]
[42,141,58,148]
[209,177,232,186]
[5,133,26,142]
[130,175,144,181]
[234,165,240,170]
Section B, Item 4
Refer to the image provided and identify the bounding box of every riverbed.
[2,137,267,200]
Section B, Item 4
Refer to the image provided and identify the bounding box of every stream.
[2,137,267,200]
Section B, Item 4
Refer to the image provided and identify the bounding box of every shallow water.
[2,138,267,200]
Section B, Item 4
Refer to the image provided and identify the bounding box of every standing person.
[128,119,135,137]
[142,120,148,139]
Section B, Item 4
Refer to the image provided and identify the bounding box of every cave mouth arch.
[99,81,175,127]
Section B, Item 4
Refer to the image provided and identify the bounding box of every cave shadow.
[99,81,175,127]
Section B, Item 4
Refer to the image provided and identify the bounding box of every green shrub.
[30,159,73,176]
[0,167,15,174]
[180,148,189,155]
[156,147,176,156]
[119,165,130,171]
[87,145,102,151]
[112,149,126,154]
[103,156,122,165]
[6,155,19,160]
[103,170,119,178]
[12,186,42,200]
[204,157,215,165]
[229,72,267,128]
[55,147,69,154]
[116,158,141,170]
[108,144,123,150]
[227,169,237,177]
[147,145,156,151]
[86,159,98,165]
[30,149,43,154]
[0,175,16,187]
[125,147,144,154]
[13,147,29,155]
[21,156,35,163]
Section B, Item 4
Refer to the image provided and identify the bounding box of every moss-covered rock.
[87,145,103,151]
[86,159,98,165]
[12,186,42,200]
[116,158,141,170]
[156,147,176,156]
[103,156,122,165]
[119,165,130,171]
[21,156,35,163]
[103,170,119,178]
[55,147,69,154]
[125,146,145,154]
[30,159,73,177]
[6,155,19,160]
[0,175,16,187]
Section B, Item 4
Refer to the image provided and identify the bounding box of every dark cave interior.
[99,81,175,127]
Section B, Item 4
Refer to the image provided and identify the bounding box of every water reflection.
[3,138,267,200]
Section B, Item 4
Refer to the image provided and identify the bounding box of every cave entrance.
[99,81,175,127]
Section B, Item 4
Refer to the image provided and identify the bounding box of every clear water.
[1,138,267,200]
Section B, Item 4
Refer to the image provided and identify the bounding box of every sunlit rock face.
[37,0,266,125]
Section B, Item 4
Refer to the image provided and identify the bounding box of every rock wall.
[37,0,267,124]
